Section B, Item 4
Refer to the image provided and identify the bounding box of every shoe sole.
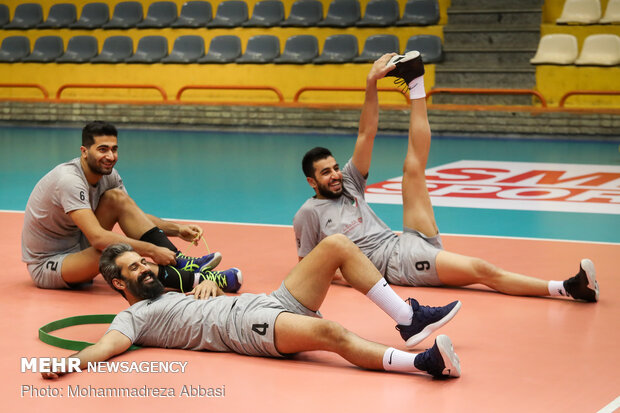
[580,258,599,302]
[387,50,420,67]
[406,301,462,349]
[436,335,461,378]
[202,252,222,271]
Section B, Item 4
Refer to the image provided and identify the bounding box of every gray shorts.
[26,234,90,289]
[385,228,443,287]
[226,282,322,358]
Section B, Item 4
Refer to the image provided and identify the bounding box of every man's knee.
[402,156,425,180]
[321,234,356,255]
[471,258,500,282]
[99,189,135,211]
[315,320,349,348]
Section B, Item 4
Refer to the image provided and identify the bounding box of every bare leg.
[95,188,157,237]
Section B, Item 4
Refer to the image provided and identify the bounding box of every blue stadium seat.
[274,35,319,64]
[23,36,64,63]
[161,35,205,63]
[171,1,212,27]
[243,0,284,27]
[318,0,360,27]
[91,36,134,63]
[125,36,168,63]
[357,0,399,27]
[281,0,323,27]
[354,34,399,62]
[137,1,178,28]
[405,35,444,63]
[396,0,439,26]
[198,35,242,63]
[104,1,144,29]
[4,3,43,29]
[38,3,77,28]
[57,36,99,63]
[70,3,109,29]
[236,35,280,63]
[207,1,248,27]
[0,36,30,63]
[314,34,358,63]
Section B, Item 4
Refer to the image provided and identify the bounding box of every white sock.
[193,273,201,288]
[408,75,426,99]
[383,347,422,372]
[366,278,413,325]
[548,280,568,297]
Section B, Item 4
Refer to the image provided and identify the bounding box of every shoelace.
[201,270,228,289]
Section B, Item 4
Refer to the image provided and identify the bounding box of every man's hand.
[177,224,203,245]
[367,53,397,83]
[149,245,177,266]
[41,371,65,380]
[187,279,222,300]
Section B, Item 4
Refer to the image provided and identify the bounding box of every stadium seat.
[556,0,601,24]
[198,35,242,63]
[0,5,9,28]
[161,35,205,63]
[405,34,444,63]
[104,1,144,29]
[575,34,620,65]
[396,0,440,26]
[354,34,399,62]
[600,0,620,23]
[313,34,358,63]
[172,1,212,27]
[137,1,178,28]
[357,0,399,27]
[281,0,323,27]
[274,35,319,64]
[57,35,98,63]
[70,3,109,29]
[91,36,134,63]
[0,36,30,63]
[236,35,280,63]
[22,36,64,63]
[318,0,360,27]
[207,1,249,27]
[243,0,284,27]
[4,3,43,29]
[529,34,578,65]
[38,3,77,28]
[125,36,167,63]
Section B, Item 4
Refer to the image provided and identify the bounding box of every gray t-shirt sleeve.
[293,205,320,258]
[57,173,93,214]
[342,159,367,198]
[107,311,138,343]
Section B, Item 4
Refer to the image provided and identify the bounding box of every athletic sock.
[408,75,426,99]
[548,280,568,297]
[157,265,194,293]
[366,278,413,325]
[383,347,422,373]
[140,227,178,252]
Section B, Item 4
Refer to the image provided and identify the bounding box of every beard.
[126,270,165,300]
[86,153,114,175]
[316,181,343,199]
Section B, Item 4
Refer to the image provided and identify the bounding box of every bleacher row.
[556,0,620,24]
[0,32,443,64]
[531,33,620,66]
[0,0,440,30]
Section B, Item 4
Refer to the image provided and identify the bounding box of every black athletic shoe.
[396,298,461,348]
[564,258,599,302]
[385,50,425,85]
[414,335,461,378]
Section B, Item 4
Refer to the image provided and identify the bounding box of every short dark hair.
[99,243,133,297]
[302,147,333,178]
[82,121,117,148]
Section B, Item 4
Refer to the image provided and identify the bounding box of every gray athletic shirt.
[21,157,125,264]
[293,159,398,276]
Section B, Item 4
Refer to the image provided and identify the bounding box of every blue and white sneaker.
[396,298,461,348]
[199,265,242,293]
[414,335,461,378]
[175,251,222,273]
[564,258,599,302]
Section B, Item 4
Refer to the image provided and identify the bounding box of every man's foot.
[174,251,222,272]
[385,50,425,84]
[414,335,461,378]
[199,265,242,293]
[564,259,599,302]
[396,298,461,348]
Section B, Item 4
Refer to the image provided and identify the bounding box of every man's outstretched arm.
[41,330,132,380]
[351,53,397,177]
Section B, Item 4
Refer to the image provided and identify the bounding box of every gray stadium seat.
[38,3,77,28]
[0,36,30,63]
[236,35,280,63]
[57,35,99,63]
[104,1,143,29]
[396,0,439,26]
[318,0,360,27]
[161,35,205,63]
[70,3,109,29]
[4,3,43,29]
[243,0,284,27]
[274,35,319,64]
[0,5,9,28]
[23,36,64,63]
[281,0,323,27]
[207,1,248,27]
[171,1,212,27]
[91,36,134,63]
[198,35,242,63]
[354,34,399,62]
[137,1,178,28]
[125,36,168,63]
[313,34,358,63]
[357,0,399,27]
[405,34,444,63]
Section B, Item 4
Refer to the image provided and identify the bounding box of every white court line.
[598,396,620,413]
[4,209,618,246]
